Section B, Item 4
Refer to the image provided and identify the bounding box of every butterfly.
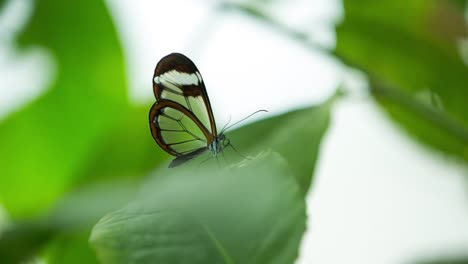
[149,53,237,168]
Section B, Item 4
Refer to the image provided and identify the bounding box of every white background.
[1,0,468,263]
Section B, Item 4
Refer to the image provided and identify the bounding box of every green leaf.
[0,0,127,217]
[90,152,306,264]
[335,0,468,161]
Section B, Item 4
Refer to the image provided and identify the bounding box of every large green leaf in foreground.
[90,98,335,264]
[335,0,468,161]
[91,152,305,264]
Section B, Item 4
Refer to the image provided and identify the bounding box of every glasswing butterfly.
[149,53,263,168]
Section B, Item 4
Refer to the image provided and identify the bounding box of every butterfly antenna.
[220,115,232,134]
[223,109,268,132]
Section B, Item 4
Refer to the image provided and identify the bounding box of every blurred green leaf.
[0,0,127,217]
[0,0,6,11]
[0,222,53,264]
[413,256,468,264]
[75,104,167,185]
[335,0,468,161]
[0,178,139,263]
[44,233,100,264]
[91,152,306,264]
[371,79,468,160]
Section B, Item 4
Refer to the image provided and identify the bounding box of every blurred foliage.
[0,0,166,215]
[44,233,100,264]
[0,0,165,262]
[227,0,468,162]
[0,221,53,264]
[75,105,164,185]
[413,256,468,264]
[0,0,127,217]
[335,0,468,161]
[1,0,466,263]
[0,179,139,263]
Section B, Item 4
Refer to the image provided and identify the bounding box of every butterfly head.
[209,133,230,156]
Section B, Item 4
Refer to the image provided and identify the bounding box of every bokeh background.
[0,0,468,263]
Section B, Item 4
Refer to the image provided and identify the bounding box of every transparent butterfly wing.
[152,53,217,136]
[149,100,212,157]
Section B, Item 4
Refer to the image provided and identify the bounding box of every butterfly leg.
[228,143,250,161]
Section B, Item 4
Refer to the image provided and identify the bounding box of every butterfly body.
[208,133,227,156]
[149,53,228,167]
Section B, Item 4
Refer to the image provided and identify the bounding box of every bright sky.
[1,0,468,263]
